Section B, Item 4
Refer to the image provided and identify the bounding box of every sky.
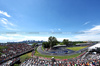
[0,0,100,42]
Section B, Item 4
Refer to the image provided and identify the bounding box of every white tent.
[53,44,66,47]
[88,43,100,51]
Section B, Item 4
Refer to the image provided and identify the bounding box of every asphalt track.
[37,45,88,56]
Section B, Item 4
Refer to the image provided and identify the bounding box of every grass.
[67,46,87,51]
[0,46,7,50]
[14,64,19,66]
[0,53,2,55]
[34,49,81,59]
[0,46,8,56]
[20,52,32,62]
[41,46,44,51]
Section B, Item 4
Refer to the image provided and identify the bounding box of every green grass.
[20,52,32,62]
[14,64,19,66]
[0,46,7,50]
[0,53,2,55]
[67,46,87,51]
[41,46,44,51]
[34,49,81,59]
[0,46,7,56]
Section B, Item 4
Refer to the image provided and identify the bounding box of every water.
[28,43,42,45]
[28,44,32,45]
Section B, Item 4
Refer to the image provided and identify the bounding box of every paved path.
[37,45,88,56]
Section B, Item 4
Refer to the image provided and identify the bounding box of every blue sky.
[0,0,100,42]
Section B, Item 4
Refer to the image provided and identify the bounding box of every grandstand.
[88,43,100,52]
[0,42,100,66]
[19,43,100,66]
[0,43,33,65]
[20,52,100,66]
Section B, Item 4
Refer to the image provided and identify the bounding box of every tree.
[42,42,50,48]
[32,43,37,47]
[59,42,64,45]
[48,36,58,49]
[62,39,69,46]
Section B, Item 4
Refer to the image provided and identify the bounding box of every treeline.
[42,36,59,49]
[31,36,87,49]
[42,36,87,49]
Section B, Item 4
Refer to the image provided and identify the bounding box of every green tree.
[63,39,69,46]
[48,36,58,49]
[59,42,64,45]
[32,43,37,47]
[42,42,50,48]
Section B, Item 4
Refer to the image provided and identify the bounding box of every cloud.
[0,33,71,42]
[84,25,100,35]
[57,37,70,41]
[73,25,100,41]
[3,26,17,30]
[0,10,11,17]
[9,22,15,26]
[50,29,54,32]
[18,36,48,41]
[0,34,48,42]
[0,36,16,42]
[1,19,7,24]
[0,18,17,30]
[0,18,13,25]
[90,25,100,31]
[83,22,90,25]
[50,28,61,32]
[1,34,21,36]
[58,28,61,31]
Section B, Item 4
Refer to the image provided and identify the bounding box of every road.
[37,45,88,56]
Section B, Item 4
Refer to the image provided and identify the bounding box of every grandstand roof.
[76,43,91,45]
[53,44,66,47]
[88,43,100,51]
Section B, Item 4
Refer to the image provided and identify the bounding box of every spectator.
[0,43,33,63]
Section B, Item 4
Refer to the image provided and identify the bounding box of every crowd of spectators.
[1,43,100,66]
[0,43,33,63]
[20,53,100,66]
[0,57,20,66]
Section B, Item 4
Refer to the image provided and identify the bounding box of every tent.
[53,44,66,48]
[88,43,100,51]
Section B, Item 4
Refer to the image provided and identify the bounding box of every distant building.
[6,40,44,44]
[76,43,93,46]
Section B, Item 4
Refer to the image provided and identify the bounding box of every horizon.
[0,0,100,42]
